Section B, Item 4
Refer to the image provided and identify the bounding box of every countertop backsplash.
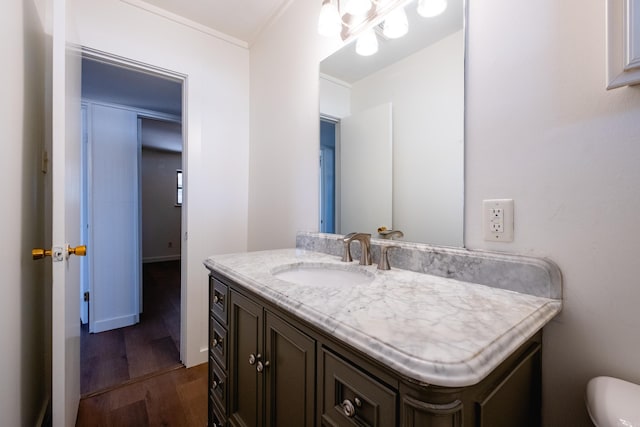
[296,231,562,299]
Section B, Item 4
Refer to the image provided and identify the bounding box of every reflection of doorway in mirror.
[320,119,337,233]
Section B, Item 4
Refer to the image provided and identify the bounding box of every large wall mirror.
[319,0,465,247]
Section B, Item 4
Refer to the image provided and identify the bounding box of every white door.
[51,0,83,425]
[87,104,140,333]
[340,103,393,234]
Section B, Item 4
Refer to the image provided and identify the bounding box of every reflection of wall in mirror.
[320,30,464,246]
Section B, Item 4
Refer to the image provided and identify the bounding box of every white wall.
[0,0,48,425]
[465,0,640,424]
[72,0,250,366]
[319,76,351,118]
[251,0,640,424]
[248,0,338,250]
[141,147,182,262]
[350,31,464,246]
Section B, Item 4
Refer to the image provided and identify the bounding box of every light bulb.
[383,7,408,39]
[345,0,372,16]
[356,28,378,56]
[417,0,447,17]
[318,1,342,37]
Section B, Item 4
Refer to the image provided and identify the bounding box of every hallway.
[81,261,182,396]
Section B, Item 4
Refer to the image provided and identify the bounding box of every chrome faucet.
[342,233,372,265]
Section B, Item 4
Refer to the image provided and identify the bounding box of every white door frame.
[80,47,187,362]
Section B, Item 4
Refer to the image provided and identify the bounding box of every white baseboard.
[93,313,140,333]
[142,255,181,263]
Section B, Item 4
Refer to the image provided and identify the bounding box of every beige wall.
[0,0,48,425]
[249,0,640,424]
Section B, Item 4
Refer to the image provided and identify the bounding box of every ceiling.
[134,0,292,45]
[82,58,183,117]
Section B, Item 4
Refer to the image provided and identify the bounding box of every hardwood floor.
[81,261,182,396]
[76,363,208,427]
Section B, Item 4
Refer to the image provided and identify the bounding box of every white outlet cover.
[483,199,514,242]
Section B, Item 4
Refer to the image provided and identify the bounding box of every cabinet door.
[229,290,263,427]
[264,311,316,427]
[474,343,541,427]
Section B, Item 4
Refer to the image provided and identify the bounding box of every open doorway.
[320,117,338,234]
[79,54,185,396]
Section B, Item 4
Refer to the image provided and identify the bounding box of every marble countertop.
[204,248,562,387]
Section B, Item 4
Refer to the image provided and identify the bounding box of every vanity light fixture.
[417,0,447,17]
[318,0,342,37]
[344,0,373,16]
[318,0,445,57]
[355,27,379,56]
[382,6,408,39]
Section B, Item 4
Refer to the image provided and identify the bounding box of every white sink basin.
[272,262,375,287]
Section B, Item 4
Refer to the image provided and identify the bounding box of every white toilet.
[586,376,640,426]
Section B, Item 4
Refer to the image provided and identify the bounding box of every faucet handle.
[342,232,357,262]
[377,245,399,270]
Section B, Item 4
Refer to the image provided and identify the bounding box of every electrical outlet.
[490,222,503,232]
[483,199,514,242]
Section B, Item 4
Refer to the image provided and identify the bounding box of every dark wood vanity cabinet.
[226,288,316,427]
[209,271,543,427]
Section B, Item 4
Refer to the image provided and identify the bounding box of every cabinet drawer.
[210,316,228,369]
[210,276,228,324]
[321,348,397,427]
[210,356,228,416]
[209,395,227,427]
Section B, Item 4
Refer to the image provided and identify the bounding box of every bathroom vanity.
[204,233,562,427]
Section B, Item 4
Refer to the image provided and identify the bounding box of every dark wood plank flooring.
[76,363,207,427]
[81,261,182,396]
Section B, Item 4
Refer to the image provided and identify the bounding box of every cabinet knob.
[256,360,270,373]
[212,379,223,390]
[211,335,223,348]
[342,399,356,418]
[213,294,224,304]
[248,353,257,365]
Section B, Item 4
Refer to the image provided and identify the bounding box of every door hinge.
[84,291,90,302]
